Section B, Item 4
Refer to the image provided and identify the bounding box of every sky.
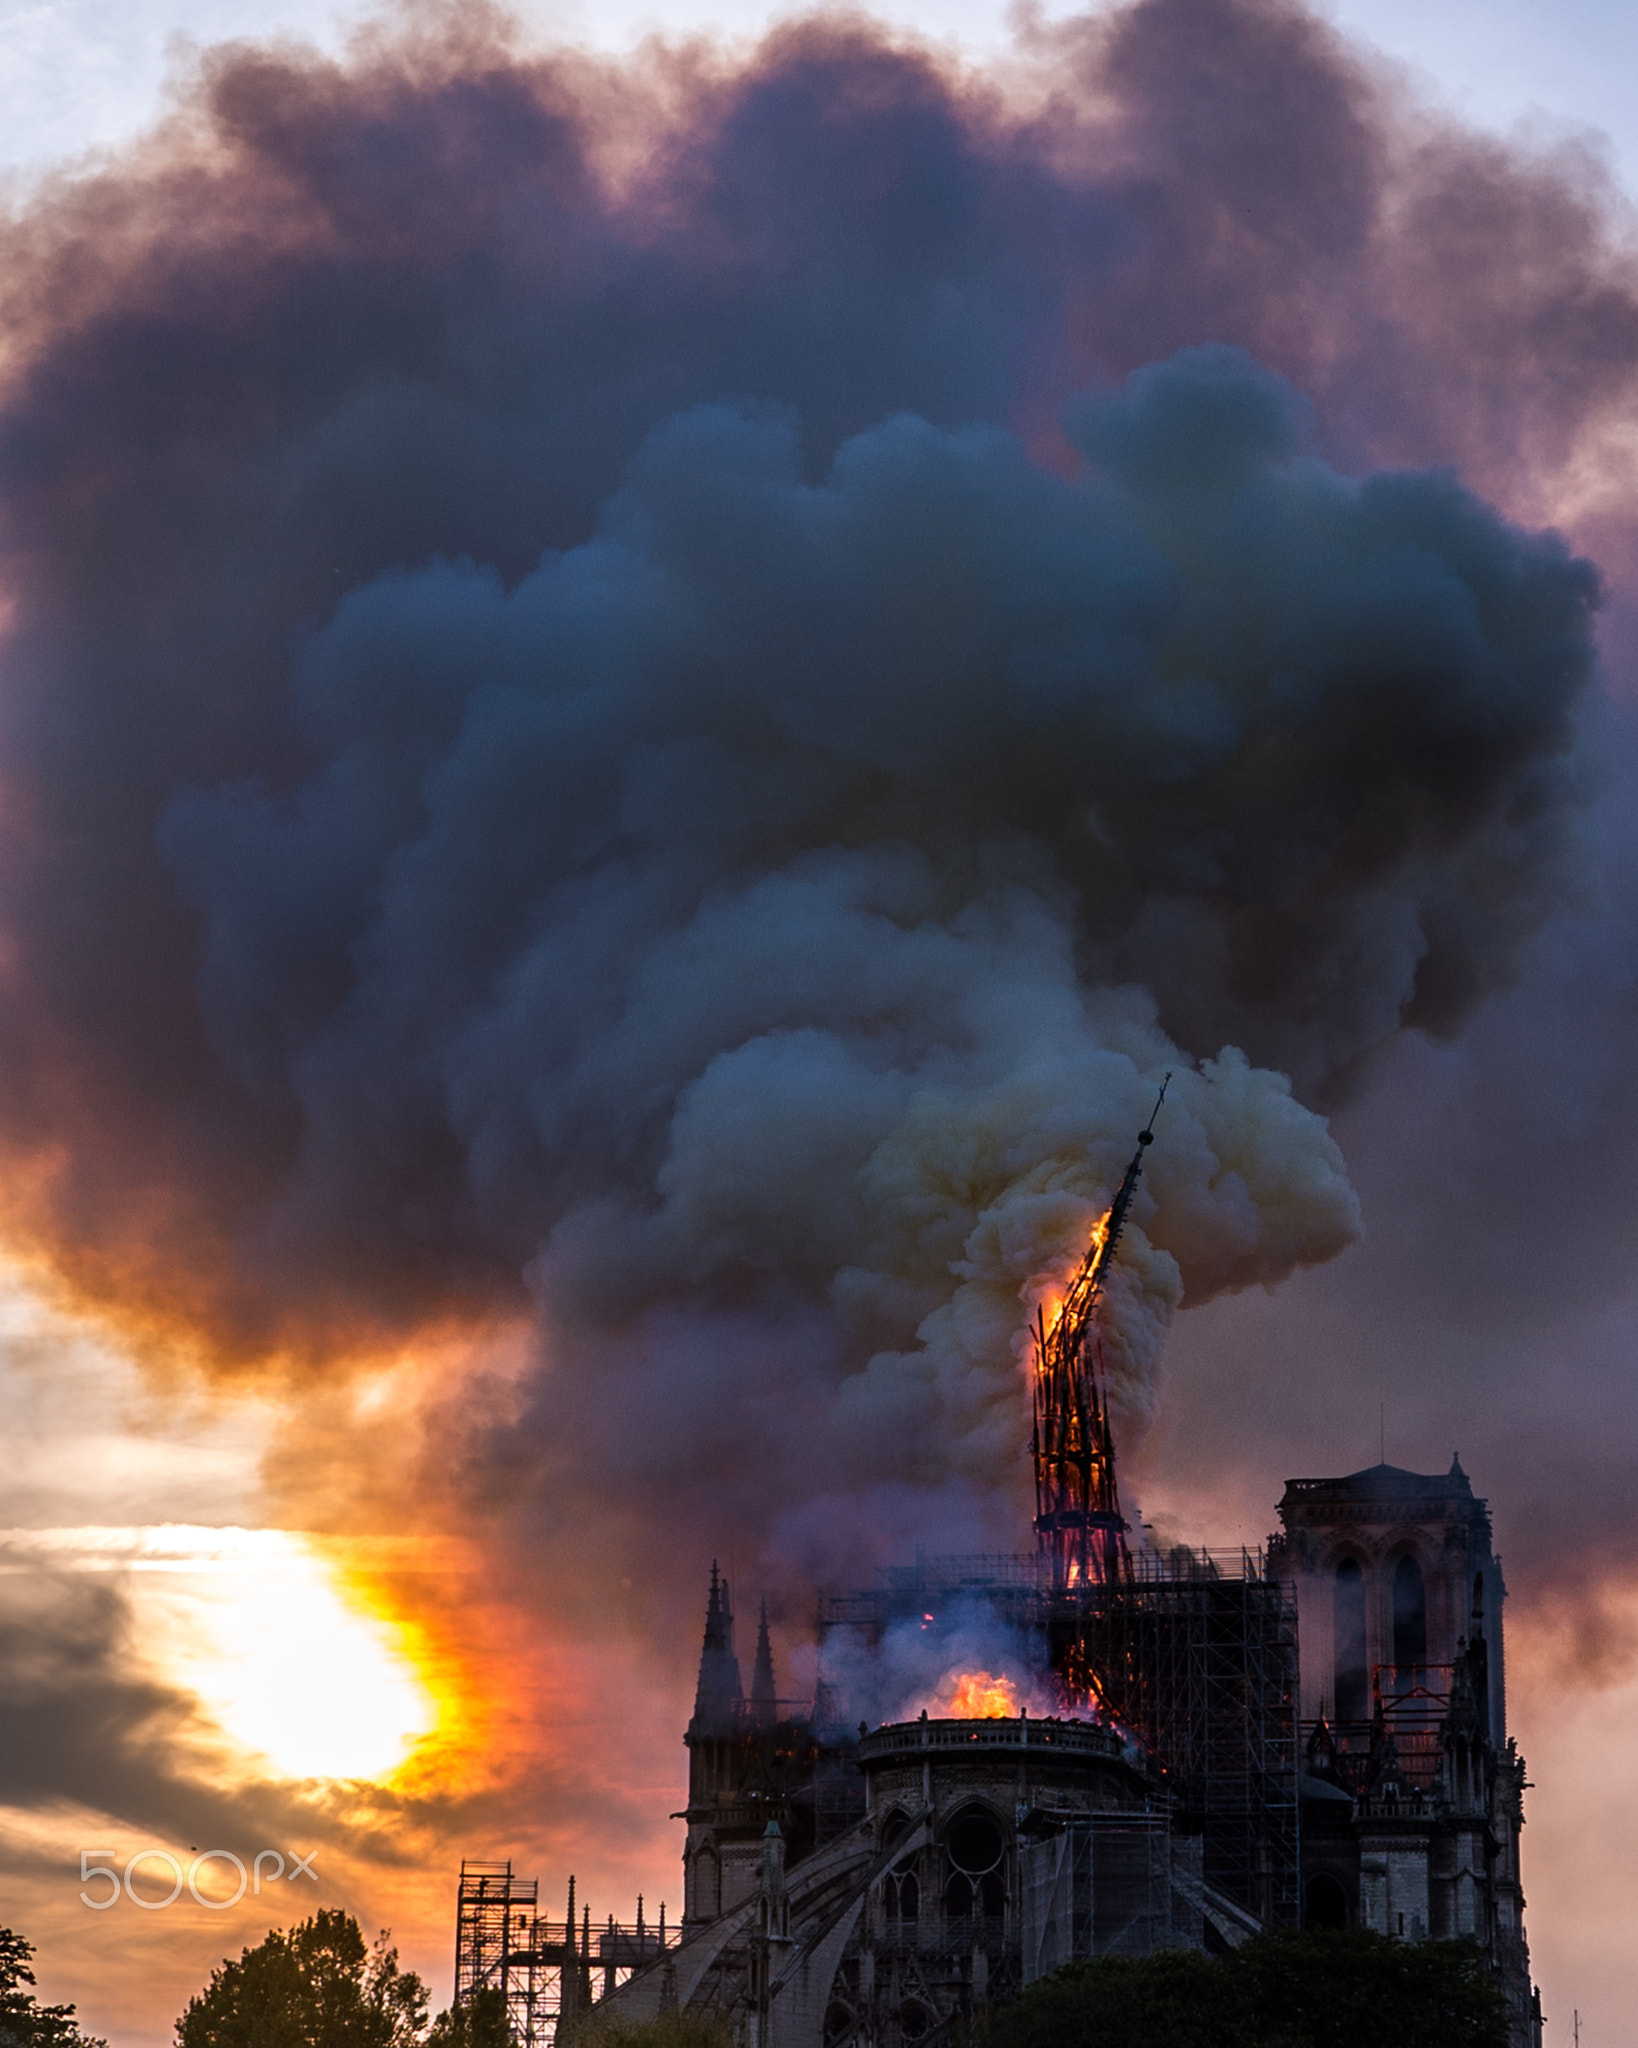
[1,0,1637,2043]
[3,0,1638,189]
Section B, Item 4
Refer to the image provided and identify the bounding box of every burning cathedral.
[453,1097,1541,2048]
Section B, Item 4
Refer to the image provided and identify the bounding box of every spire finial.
[690,1560,744,1733]
[751,1598,777,1726]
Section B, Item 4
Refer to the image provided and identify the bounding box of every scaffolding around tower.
[1052,1554,1301,1926]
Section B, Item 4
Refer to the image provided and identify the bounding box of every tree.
[0,1927,107,2048]
[982,1930,1509,2048]
[570,2017,733,2048]
[175,1910,429,2048]
[426,1990,511,2047]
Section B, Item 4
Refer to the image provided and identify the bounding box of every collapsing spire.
[1032,1077,1169,1594]
[690,1561,744,1734]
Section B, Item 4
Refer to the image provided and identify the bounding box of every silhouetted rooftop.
[1278,1455,1480,1511]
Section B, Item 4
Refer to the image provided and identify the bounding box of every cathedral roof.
[1277,1455,1481,1515]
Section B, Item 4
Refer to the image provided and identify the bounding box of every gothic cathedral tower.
[1271,1459,1538,2048]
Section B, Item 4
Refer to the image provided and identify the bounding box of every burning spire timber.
[1032,1077,1170,1593]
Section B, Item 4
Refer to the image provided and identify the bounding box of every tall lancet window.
[695,1845,721,1920]
[1335,1557,1368,1722]
[1393,1554,1428,1672]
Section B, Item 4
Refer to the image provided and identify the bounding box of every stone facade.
[1268,1459,1539,2048]
[611,1713,1218,2048]
[601,1455,1542,2048]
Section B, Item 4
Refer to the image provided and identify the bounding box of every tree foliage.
[0,1927,106,2048]
[426,1990,511,2048]
[175,1911,428,2048]
[982,1930,1510,2048]
[570,2016,734,2048]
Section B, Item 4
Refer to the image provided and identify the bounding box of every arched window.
[694,1844,721,1920]
[824,2005,855,2048]
[1305,1872,1349,1930]
[1335,1558,1368,1722]
[943,1805,1005,1924]
[1393,1555,1427,1672]
[885,1863,919,1924]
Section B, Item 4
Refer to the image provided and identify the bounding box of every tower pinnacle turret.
[751,1600,777,1726]
[690,1562,743,1735]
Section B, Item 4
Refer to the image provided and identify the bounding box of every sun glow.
[0,1525,440,1782]
[181,1539,438,1782]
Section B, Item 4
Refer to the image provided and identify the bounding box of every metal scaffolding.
[816,1543,1300,1932]
[1052,1558,1301,1927]
[1308,1661,1459,1797]
[1018,1812,1182,1977]
[454,1862,676,2045]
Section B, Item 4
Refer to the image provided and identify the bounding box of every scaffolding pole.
[455,1863,674,2047]
[1052,1565,1301,1927]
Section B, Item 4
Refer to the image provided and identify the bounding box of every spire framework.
[1032,1079,1168,1594]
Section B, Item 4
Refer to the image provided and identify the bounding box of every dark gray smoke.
[3,8,1636,2029]
[0,0,1618,1602]
[134,348,1590,1570]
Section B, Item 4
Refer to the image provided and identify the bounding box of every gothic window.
[1335,1557,1368,1722]
[1393,1554,1427,1672]
[899,2002,933,2040]
[885,1864,919,1923]
[695,1845,721,1920]
[1305,1872,1349,1929]
[946,1806,1004,1874]
[943,1805,1005,1924]
[825,2004,856,2048]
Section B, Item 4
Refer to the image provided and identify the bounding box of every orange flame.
[944,1670,1022,1718]
[1030,1207,1112,1362]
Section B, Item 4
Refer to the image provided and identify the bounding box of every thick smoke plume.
[0,0,1618,1601]
[7,8,1638,2031]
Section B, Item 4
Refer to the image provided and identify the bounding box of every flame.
[944,1670,1022,1718]
[1028,1207,1112,1364]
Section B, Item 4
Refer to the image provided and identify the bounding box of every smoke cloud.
[7,0,1638,2032]
[0,0,1616,1600]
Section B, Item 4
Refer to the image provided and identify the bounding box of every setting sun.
[1,1525,439,1783]
[173,1537,438,1782]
